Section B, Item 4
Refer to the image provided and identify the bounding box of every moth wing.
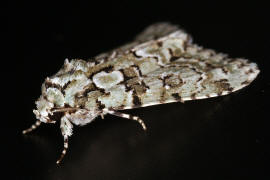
[86,23,259,110]
[126,56,259,109]
[134,22,181,43]
[93,23,183,61]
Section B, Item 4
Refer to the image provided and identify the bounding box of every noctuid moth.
[23,23,260,164]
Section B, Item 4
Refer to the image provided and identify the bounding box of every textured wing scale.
[128,56,259,108]
[89,24,259,110]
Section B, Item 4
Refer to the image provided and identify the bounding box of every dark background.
[6,1,269,179]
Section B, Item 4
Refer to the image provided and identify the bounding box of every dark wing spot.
[168,48,181,62]
[228,87,234,92]
[157,41,163,47]
[241,80,250,85]
[170,56,180,62]
[132,93,142,106]
[171,93,183,102]
[96,100,105,110]
[245,69,254,74]
[191,93,196,100]
[102,65,114,73]
[222,67,228,74]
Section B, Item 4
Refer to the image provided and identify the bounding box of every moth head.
[33,59,78,123]
[33,81,65,123]
[33,59,100,124]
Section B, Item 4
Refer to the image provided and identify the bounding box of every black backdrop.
[6,1,269,179]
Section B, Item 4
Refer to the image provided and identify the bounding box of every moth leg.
[22,120,41,134]
[56,135,69,164]
[103,109,147,131]
[100,113,104,119]
[57,115,73,164]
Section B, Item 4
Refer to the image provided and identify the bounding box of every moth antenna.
[22,120,41,134]
[103,109,147,131]
[56,135,69,164]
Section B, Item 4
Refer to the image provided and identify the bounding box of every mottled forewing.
[80,23,259,110]
[101,28,259,109]
[92,23,182,62]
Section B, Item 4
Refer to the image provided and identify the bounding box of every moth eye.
[46,88,65,107]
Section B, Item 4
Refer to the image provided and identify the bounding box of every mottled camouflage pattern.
[23,23,260,164]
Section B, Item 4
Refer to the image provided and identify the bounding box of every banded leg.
[103,109,147,131]
[56,135,69,164]
[57,115,73,164]
[22,120,41,134]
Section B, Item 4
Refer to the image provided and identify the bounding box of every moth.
[23,23,260,164]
